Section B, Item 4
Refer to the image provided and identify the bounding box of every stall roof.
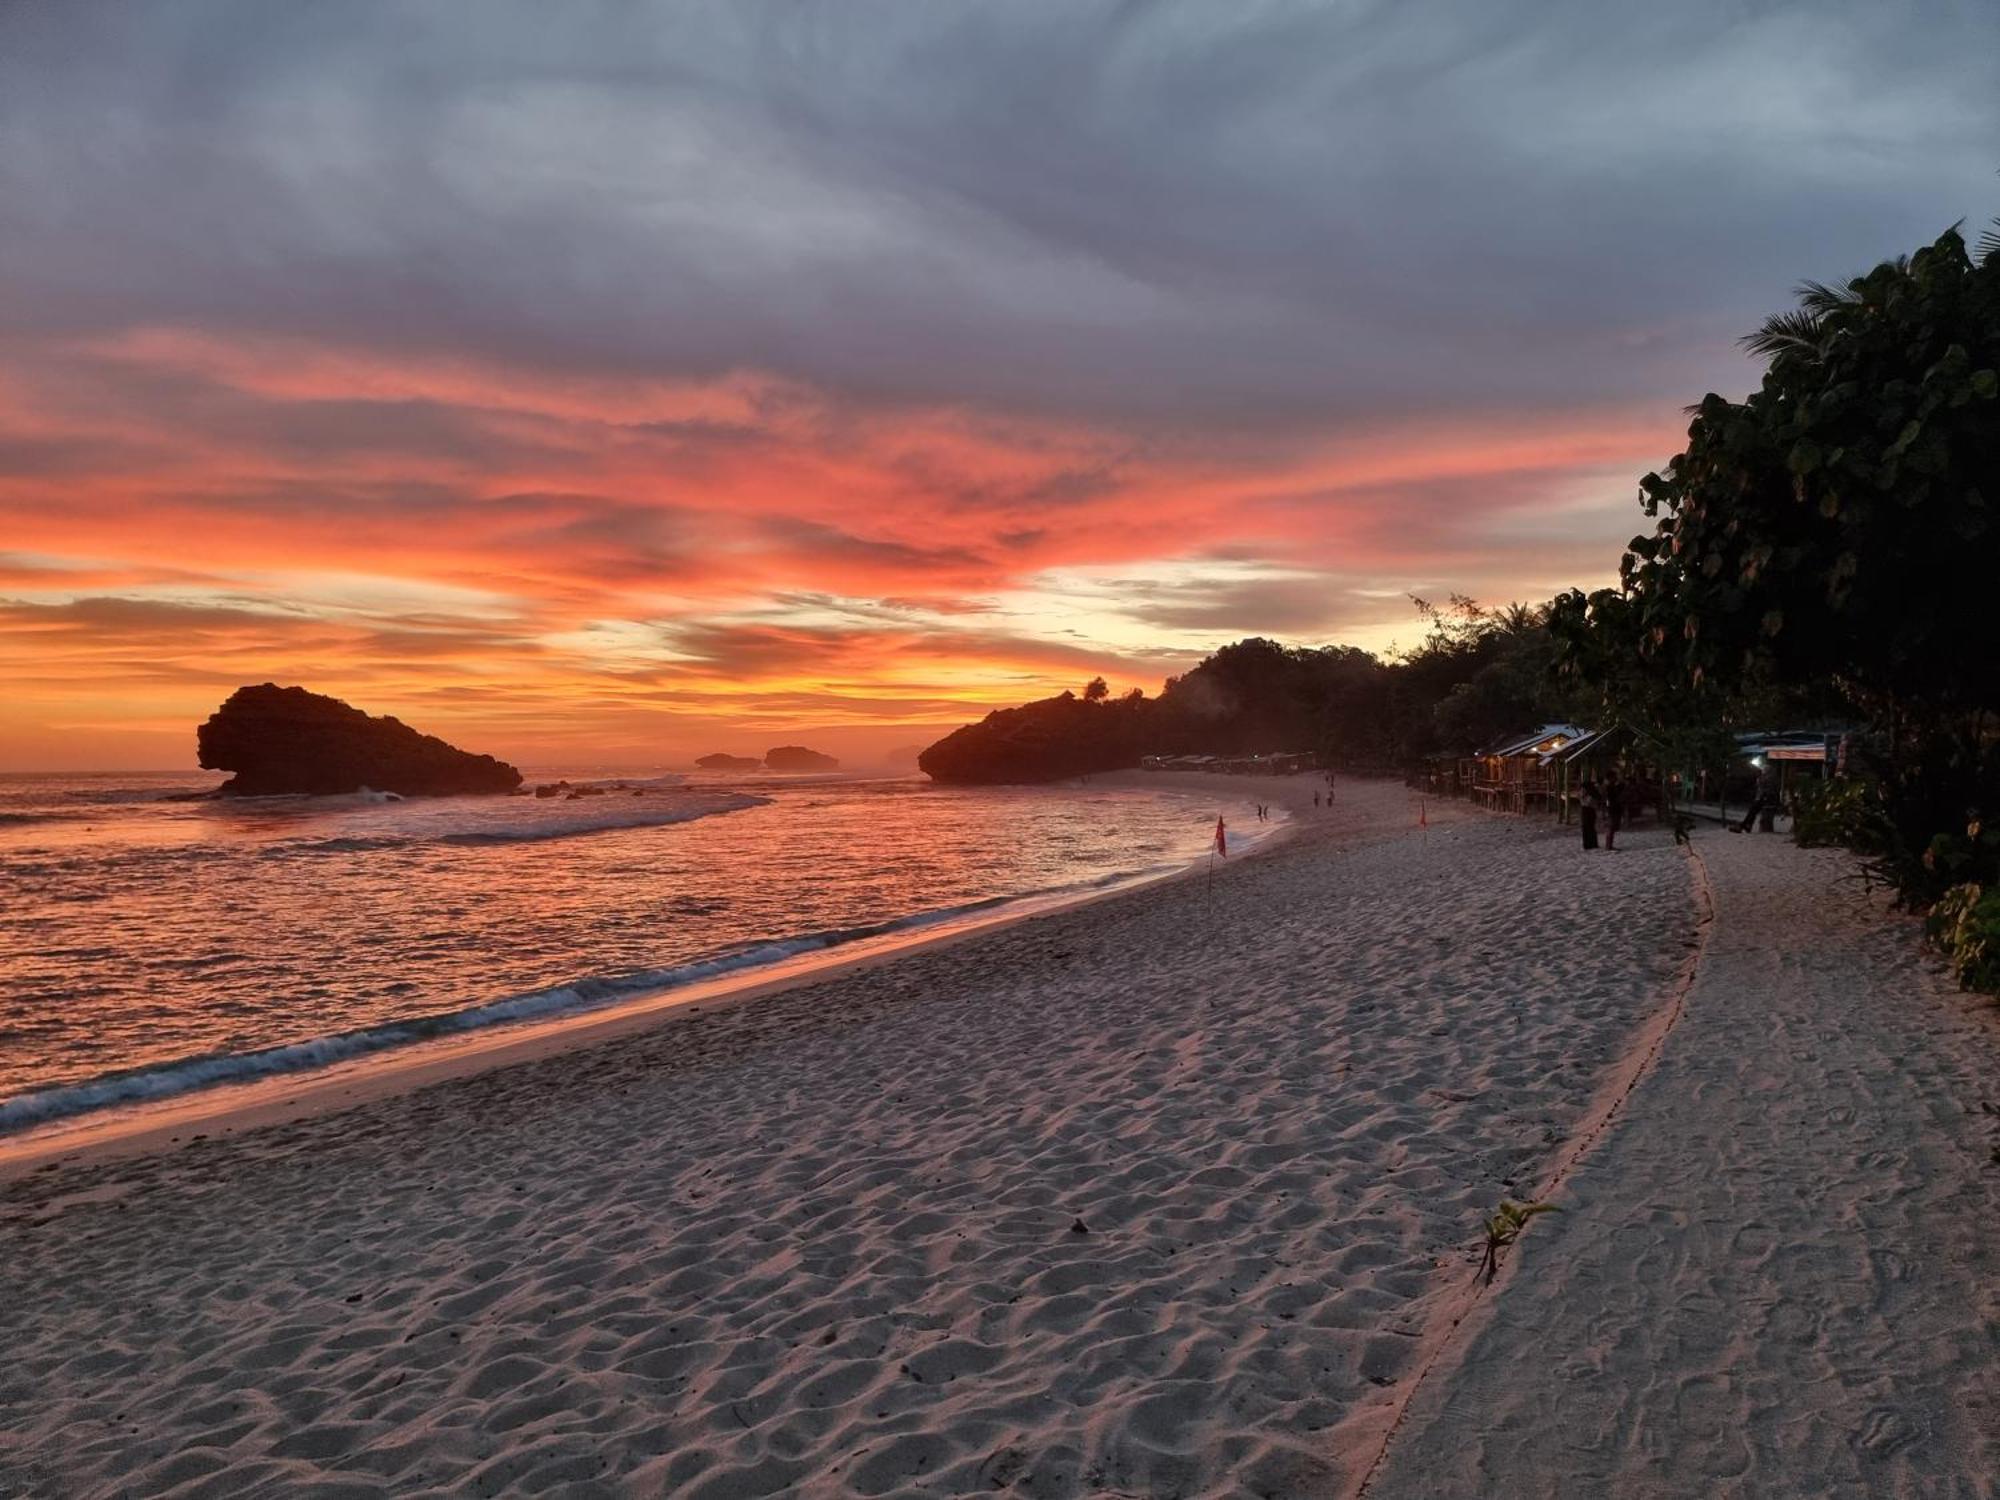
[1736,730,1836,763]
[1481,723,1593,759]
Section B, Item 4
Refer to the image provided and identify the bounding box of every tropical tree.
[1619,221,1999,721]
[1556,215,2000,902]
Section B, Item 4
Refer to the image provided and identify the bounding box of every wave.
[269,793,772,854]
[60,784,221,805]
[436,799,761,846]
[0,858,1187,1137]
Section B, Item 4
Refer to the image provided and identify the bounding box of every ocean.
[0,769,1274,1133]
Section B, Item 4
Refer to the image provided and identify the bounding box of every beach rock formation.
[695,753,764,771]
[919,691,1149,784]
[763,745,839,772]
[197,684,523,797]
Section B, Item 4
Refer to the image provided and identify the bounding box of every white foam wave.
[268,791,771,853]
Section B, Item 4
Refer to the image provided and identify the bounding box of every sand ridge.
[1367,828,2000,1499]
[5,781,1701,1497]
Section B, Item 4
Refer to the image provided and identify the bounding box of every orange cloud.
[0,326,1680,770]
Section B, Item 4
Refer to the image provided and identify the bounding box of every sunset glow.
[3,3,1991,769]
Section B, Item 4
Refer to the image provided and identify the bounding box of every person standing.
[1604,776,1625,851]
[1579,778,1602,851]
[1735,763,1781,833]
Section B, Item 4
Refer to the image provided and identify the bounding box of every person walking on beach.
[1735,763,1782,833]
[1578,778,1602,851]
[1603,775,1625,851]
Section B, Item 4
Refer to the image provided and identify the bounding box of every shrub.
[1926,881,2000,993]
[1791,778,1887,851]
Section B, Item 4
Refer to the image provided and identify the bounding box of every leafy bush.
[1791,778,1888,851]
[1926,881,2000,993]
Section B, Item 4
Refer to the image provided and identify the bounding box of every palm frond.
[1794,278,1860,315]
[1978,216,2000,266]
[1741,308,1826,360]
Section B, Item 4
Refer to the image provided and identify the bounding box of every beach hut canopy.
[1480,723,1592,760]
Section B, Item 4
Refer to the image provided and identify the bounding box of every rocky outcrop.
[695,753,765,771]
[919,692,1149,784]
[763,745,840,772]
[197,684,523,797]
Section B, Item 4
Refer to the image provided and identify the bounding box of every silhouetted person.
[1735,764,1782,833]
[1579,778,1602,851]
[1604,777,1625,851]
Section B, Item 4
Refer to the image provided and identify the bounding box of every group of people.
[1579,764,1788,850]
[1576,775,1634,851]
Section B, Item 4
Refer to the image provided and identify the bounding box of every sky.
[2,1,1995,771]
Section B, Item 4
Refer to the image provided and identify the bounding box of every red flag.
[1214,816,1228,856]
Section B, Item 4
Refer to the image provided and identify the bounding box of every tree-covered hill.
[919,605,1577,784]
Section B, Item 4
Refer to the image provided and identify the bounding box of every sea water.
[0,770,1271,1131]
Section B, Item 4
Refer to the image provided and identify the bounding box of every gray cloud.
[2,0,1993,440]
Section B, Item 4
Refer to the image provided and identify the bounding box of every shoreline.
[0,769,1321,1183]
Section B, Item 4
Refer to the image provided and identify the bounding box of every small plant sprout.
[1479,1199,1560,1284]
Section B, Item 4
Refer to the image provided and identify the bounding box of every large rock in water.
[197,684,523,797]
[695,753,764,771]
[763,745,839,771]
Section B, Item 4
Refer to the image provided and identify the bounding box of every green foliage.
[1919,811,2000,889]
[1926,881,2000,993]
[1615,224,2000,721]
[921,597,1593,784]
[1411,597,1580,754]
[1479,1199,1560,1284]
[1553,214,2000,906]
[1791,777,1889,851]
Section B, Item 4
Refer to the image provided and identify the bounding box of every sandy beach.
[2,776,1993,1498]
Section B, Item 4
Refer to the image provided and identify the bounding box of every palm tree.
[1744,213,2000,363]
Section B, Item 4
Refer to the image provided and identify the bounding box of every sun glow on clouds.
[0,324,1692,769]
[4,2,1990,771]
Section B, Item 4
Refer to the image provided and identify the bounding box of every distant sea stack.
[763,745,840,772]
[197,684,523,797]
[695,753,764,771]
